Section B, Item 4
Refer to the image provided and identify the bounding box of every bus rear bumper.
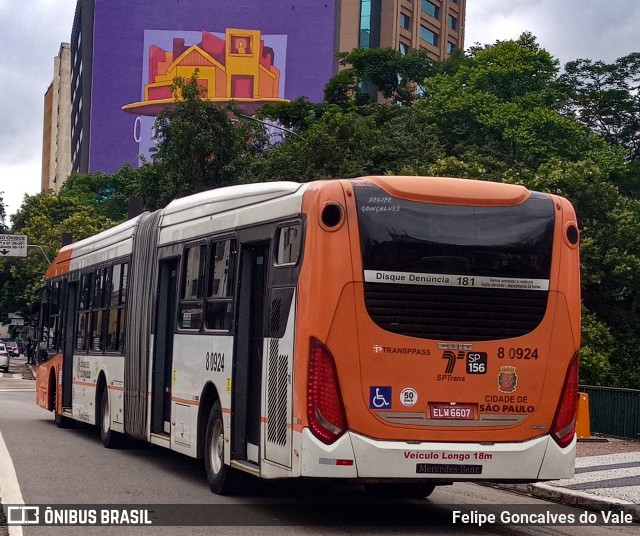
[300,429,576,481]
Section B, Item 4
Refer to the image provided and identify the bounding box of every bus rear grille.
[364,283,548,341]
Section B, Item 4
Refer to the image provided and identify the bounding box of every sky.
[1,0,640,223]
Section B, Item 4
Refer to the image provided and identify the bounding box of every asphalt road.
[0,377,637,535]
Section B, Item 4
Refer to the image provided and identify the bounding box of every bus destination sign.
[0,234,28,257]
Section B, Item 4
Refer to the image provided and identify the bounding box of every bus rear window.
[355,185,554,283]
[354,185,555,341]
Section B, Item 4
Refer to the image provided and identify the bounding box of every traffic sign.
[0,234,28,257]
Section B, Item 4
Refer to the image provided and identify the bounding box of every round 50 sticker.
[400,388,418,407]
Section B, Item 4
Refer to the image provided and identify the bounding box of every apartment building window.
[448,15,457,30]
[400,13,411,30]
[359,0,381,49]
[360,0,373,48]
[420,26,439,47]
[421,0,439,19]
[447,42,456,54]
[399,42,410,56]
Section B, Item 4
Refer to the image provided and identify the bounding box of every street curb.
[24,365,36,381]
[492,483,640,522]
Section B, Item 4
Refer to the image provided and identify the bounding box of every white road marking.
[0,431,24,536]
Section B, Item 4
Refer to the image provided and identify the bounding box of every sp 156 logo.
[441,351,487,375]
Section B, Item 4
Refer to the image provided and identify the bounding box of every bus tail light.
[307,338,347,444]
[551,353,579,448]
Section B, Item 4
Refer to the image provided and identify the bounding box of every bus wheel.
[99,388,121,448]
[52,381,73,429]
[205,400,234,495]
[365,483,436,499]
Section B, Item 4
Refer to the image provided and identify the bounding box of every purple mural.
[88,0,337,173]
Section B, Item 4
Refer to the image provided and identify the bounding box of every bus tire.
[99,388,122,448]
[365,482,436,499]
[52,379,73,429]
[54,407,73,429]
[205,400,234,495]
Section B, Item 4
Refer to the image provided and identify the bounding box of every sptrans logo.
[438,344,488,376]
[442,350,465,374]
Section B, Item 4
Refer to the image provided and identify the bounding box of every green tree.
[58,166,142,222]
[561,53,640,162]
[324,48,435,106]
[247,104,443,181]
[260,97,325,131]
[1,194,115,316]
[529,158,640,387]
[145,73,263,209]
[579,309,614,386]
[460,32,562,105]
[414,33,608,171]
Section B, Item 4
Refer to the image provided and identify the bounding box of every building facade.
[63,0,465,176]
[41,43,72,193]
[339,0,465,58]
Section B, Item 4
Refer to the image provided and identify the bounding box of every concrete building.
[339,0,465,60]
[64,0,465,176]
[41,43,72,193]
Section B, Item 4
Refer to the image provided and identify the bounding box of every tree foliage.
[561,53,640,162]
[1,194,115,326]
[143,73,264,209]
[58,166,142,222]
[251,104,443,181]
[324,48,435,106]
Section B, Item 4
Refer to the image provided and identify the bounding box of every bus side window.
[179,245,206,330]
[48,280,61,352]
[39,293,51,361]
[90,267,109,352]
[106,263,128,353]
[205,239,236,331]
[76,272,93,351]
[275,223,301,266]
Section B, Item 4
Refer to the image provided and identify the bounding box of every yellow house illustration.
[123,28,286,115]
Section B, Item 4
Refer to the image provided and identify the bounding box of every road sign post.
[0,234,28,257]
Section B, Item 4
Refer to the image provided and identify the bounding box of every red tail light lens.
[551,354,579,448]
[307,338,347,444]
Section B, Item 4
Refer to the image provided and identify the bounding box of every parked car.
[0,343,10,372]
[9,342,19,357]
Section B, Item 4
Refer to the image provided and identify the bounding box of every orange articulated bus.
[35,176,580,497]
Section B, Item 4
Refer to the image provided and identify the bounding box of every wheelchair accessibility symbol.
[370,386,392,409]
